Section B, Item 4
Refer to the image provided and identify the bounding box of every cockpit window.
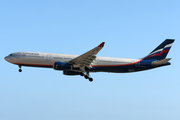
[9,54,12,56]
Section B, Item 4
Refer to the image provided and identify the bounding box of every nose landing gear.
[18,65,22,72]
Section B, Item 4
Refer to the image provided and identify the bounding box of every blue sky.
[1,0,180,120]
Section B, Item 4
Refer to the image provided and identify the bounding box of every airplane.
[4,39,174,82]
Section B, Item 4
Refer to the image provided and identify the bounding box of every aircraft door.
[46,55,51,61]
[16,53,20,59]
[97,58,99,64]
[135,62,140,67]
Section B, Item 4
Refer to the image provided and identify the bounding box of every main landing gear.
[18,65,22,72]
[80,72,93,82]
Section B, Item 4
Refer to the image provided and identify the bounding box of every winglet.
[98,42,105,47]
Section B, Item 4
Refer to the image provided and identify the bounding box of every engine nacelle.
[53,62,72,70]
[63,70,80,75]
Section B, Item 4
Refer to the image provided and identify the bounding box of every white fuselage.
[5,52,140,70]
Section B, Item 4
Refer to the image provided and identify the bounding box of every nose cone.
[4,56,9,62]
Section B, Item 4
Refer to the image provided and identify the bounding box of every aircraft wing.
[69,42,105,70]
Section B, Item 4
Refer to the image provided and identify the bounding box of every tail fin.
[143,39,175,60]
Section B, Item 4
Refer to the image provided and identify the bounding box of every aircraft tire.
[89,78,93,82]
[80,72,84,76]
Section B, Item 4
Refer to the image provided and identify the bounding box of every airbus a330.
[4,39,174,82]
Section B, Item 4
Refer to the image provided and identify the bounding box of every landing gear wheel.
[18,65,22,72]
[80,72,84,76]
[84,75,89,79]
[80,71,93,82]
[89,78,93,82]
[19,69,22,72]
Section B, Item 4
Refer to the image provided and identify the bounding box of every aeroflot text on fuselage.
[23,52,39,55]
[4,39,175,82]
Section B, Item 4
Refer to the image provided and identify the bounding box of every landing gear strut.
[80,72,93,82]
[18,65,22,72]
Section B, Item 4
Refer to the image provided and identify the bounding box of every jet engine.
[53,62,72,70]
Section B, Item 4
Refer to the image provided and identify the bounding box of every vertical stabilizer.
[143,39,175,60]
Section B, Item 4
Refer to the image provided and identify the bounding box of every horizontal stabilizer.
[152,58,171,66]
